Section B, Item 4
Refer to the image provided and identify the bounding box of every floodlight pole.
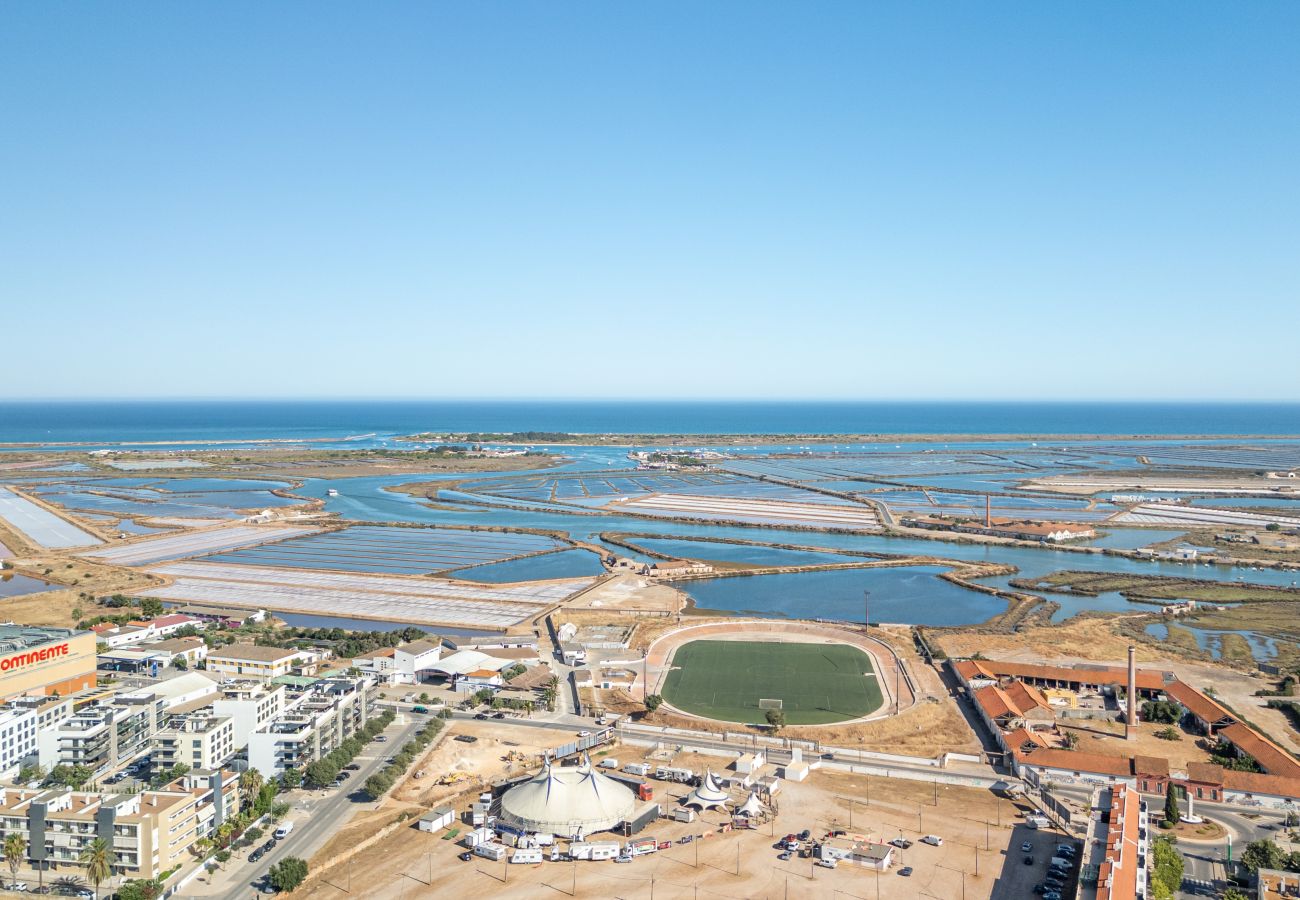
[863,590,869,628]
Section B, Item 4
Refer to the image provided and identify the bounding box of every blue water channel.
[282,471,1300,628]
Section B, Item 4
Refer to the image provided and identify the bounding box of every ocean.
[2,400,1299,445]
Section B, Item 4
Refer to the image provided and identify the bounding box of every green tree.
[304,758,339,788]
[139,598,165,618]
[79,837,115,900]
[239,768,264,809]
[1155,726,1182,741]
[271,801,291,821]
[1163,786,1181,826]
[364,773,393,800]
[116,879,163,900]
[1241,838,1287,873]
[280,767,302,790]
[5,832,26,889]
[172,656,188,670]
[1148,836,1183,900]
[644,694,663,713]
[765,709,786,732]
[269,856,309,892]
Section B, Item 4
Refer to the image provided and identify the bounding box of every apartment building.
[211,681,286,749]
[0,769,238,881]
[152,714,236,774]
[37,693,164,774]
[247,676,377,777]
[207,645,301,682]
[0,696,74,776]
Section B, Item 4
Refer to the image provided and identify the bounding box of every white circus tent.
[684,769,731,810]
[499,756,635,838]
[737,789,765,818]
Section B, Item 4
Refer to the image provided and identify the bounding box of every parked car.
[459,851,473,861]
[492,712,506,719]
[778,852,792,861]
[250,848,265,863]
[454,735,479,743]
[898,867,913,877]
[1024,856,1034,865]
[1021,841,1033,852]
[921,835,943,846]
[577,730,592,737]
[798,829,811,841]
[889,838,912,849]
[614,855,632,864]
[475,713,489,720]
[374,735,387,742]
[815,859,837,869]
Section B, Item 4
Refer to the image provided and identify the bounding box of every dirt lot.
[300,744,1053,900]
[561,572,686,615]
[0,551,164,627]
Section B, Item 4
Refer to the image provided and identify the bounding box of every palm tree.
[79,837,114,900]
[239,768,264,810]
[4,832,26,889]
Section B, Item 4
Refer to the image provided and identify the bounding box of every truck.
[626,838,659,857]
[1025,815,1050,830]
[599,758,619,769]
[474,843,507,862]
[623,763,651,777]
[607,772,654,801]
[510,848,543,864]
[673,807,696,823]
[568,841,620,861]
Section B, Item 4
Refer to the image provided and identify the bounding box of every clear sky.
[2,3,1297,400]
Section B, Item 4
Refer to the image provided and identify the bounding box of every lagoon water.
[8,400,1300,633]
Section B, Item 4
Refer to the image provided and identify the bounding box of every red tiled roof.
[1132,755,1170,777]
[1185,762,1226,786]
[1219,723,1300,779]
[1221,768,1300,800]
[1096,785,1141,900]
[1014,748,1136,778]
[1163,681,1235,726]
[964,659,1169,692]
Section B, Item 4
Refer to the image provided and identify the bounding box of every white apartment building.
[0,696,74,776]
[247,676,377,777]
[152,714,236,773]
[211,681,287,749]
[37,694,164,774]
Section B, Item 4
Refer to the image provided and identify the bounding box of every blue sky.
[2,3,1297,400]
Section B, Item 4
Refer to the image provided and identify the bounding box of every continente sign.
[0,642,71,672]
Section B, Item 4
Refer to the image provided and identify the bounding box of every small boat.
[327,488,339,497]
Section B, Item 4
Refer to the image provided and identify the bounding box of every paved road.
[203,712,426,900]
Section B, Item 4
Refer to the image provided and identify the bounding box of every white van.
[511,848,543,864]
[623,763,651,777]
[1026,815,1050,830]
[274,822,294,839]
[599,758,619,769]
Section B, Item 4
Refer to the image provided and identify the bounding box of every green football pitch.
[660,639,885,725]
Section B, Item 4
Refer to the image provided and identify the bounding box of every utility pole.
[863,589,869,628]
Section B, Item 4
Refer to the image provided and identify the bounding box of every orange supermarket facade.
[0,626,97,701]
